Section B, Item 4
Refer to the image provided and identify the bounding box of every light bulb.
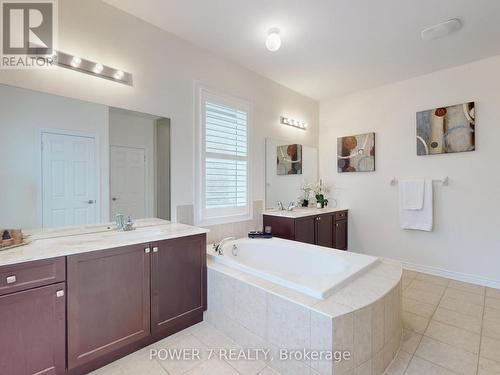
[71,56,82,67]
[265,28,281,52]
[114,70,124,80]
[94,63,104,74]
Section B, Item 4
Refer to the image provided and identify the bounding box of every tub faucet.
[116,214,134,231]
[213,237,235,255]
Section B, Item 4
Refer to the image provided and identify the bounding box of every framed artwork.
[337,132,375,172]
[416,102,475,155]
[277,144,302,175]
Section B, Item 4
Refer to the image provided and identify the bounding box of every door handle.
[86,200,95,204]
[144,247,151,254]
[112,197,119,201]
[56,290,65,298]
[6,275,16,284]
[153,247,159,253]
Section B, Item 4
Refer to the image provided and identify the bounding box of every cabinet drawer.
[335,211,348,220]
[0,257,66,296]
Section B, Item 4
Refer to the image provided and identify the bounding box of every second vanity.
[0,219,208,375]
[263,207,348,250]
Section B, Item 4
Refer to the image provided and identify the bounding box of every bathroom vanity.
[263,208,348,250]
[0,220,207,375]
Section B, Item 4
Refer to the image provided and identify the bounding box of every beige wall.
[319,55,500,285]
[0,0,319,223]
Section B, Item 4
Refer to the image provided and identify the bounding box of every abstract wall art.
[416,102,475,155]
[276,144,302,175]
[337,132,375,173]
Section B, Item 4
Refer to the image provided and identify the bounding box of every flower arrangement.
[313,180,330,208]
[300,181,313,207]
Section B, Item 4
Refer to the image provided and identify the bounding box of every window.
[196,87,251,225]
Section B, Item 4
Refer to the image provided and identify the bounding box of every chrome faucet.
[212,237,235,255]
[287,202,297,211]
[277,201,285,210]
[115,214,134,231]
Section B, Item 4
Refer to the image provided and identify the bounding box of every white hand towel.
[400,179,425,210]
[399,179,433,231]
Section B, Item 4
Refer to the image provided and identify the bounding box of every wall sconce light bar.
[54,50,133,86]
[280,116,307,130]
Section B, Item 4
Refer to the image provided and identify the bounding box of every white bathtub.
[207,237,378,300]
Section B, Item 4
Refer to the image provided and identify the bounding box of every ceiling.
[103,0,500,100]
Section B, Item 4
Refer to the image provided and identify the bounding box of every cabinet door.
[0,283,66,375]
[67,244,150,369]
[334,220,348,250]
[294,216,316,244]
[316,214,334,248]
[151,235,206,333]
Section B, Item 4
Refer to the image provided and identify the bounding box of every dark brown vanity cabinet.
[67,234,207,373]
[151,235,207,334]
[67,243,151,370]
[0,258,66,375]
[264,210,348,250]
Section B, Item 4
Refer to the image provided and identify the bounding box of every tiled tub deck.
[205,258,403,375]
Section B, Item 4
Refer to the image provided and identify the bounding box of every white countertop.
[0,219,209,267]
[263,207,347,219]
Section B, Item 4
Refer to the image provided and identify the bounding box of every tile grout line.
[475,293,487,375]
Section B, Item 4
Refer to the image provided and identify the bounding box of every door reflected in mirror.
[0,84,171,230]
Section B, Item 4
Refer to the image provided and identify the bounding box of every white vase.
[316,202,322,208]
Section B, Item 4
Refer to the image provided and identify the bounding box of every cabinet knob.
[144,247,151,254]
[56,290,65,298]
[6,275,16,284]
[153,247,159,253]
[336,224,339,227]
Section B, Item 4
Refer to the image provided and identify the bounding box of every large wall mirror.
[265,138,318,209]
[0,84,170,230]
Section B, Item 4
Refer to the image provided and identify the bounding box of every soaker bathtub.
[207,237,378,300]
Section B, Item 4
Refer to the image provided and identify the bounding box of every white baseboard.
[402,261,500,289]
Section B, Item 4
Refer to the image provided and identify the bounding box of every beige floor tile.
[385,350,411,375]
[481,336,500,362]
[425,320,481,354]
[403,270,418,279]
[443,288,485,307]
[407,280,447,296]
[404,287,443,306]
[415,273,450,287]
[439,296,484,318]
[486,297,500,311]
[478,357,500,375]
[433,306,482,334]
[155,334,209,375]
[90,349,169,375]
[486,288,500,300]
[485,307,500,324]
[403,297,436,319]
[448,280,486,295]
[415,336,478,375]
[406,356,457,375]
[190,322,237,349]
[401,329,422,354]
[483,318,500,341]
[258,366,281,375]
[403,311,429,334]
[185,359,240,375]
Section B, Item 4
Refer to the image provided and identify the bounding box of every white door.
[42,132,98,228]
[110,146,146,219]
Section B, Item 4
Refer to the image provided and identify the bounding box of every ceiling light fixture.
[93,63,104,74]
[281,116,307,130]
[265,28,281,52]
[55,51,133,85]
[421,18,462,40]
[71,56,82,67]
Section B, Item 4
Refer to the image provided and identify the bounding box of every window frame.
[195,85,252,226]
